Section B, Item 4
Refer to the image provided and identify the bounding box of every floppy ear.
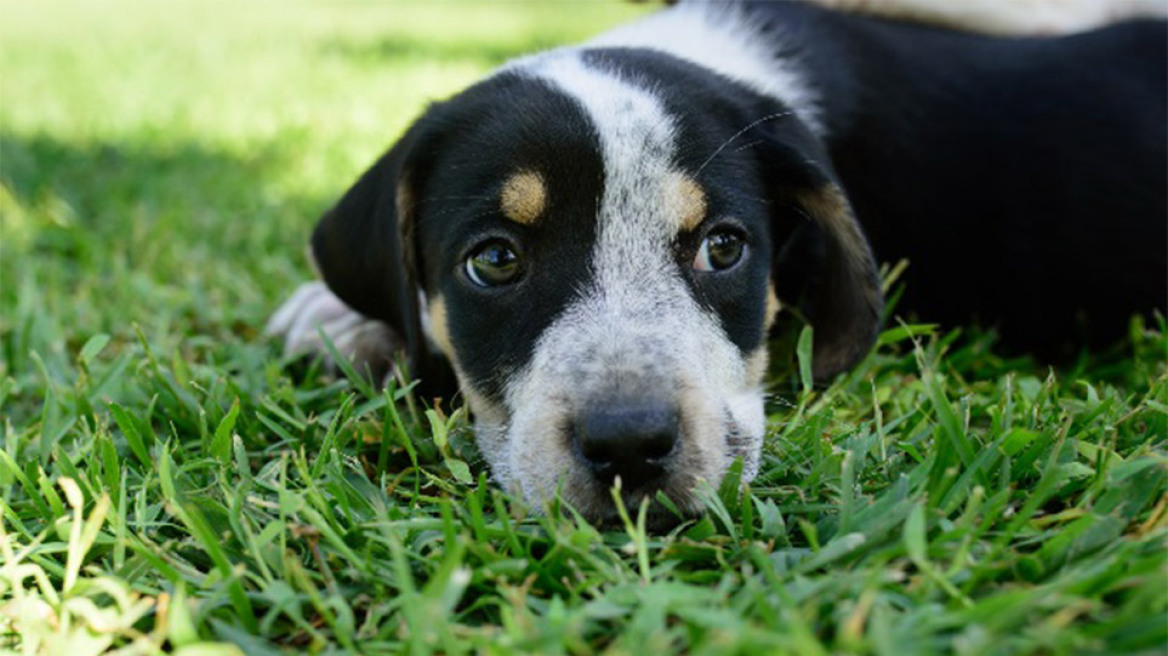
[310,124,454,394]
[763,138,884,381]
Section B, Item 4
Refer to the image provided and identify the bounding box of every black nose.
[573,402,680,489]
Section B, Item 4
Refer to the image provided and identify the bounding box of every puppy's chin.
[589,506,692,533]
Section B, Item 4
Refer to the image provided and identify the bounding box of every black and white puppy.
[269,1,1167,522]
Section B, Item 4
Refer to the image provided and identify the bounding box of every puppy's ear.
[763,137,883,381]
[310,123,452,391]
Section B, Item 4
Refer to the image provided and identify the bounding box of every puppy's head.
[311,48,881,523]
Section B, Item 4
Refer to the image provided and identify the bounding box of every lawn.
[1,2,1165,654]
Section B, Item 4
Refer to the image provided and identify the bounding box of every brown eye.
[693,229,745,272]
[465,239,522,287]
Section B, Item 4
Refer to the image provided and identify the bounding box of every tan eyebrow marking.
[765,282,782,331]
[426,294,454,359]
[500,171,547,225]
[665,172,708,233]
[746,345,770,386]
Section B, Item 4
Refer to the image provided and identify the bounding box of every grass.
[2,2,1166,654]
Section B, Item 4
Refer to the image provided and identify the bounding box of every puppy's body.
[761,4,1167,354]
[272,1,1167,522]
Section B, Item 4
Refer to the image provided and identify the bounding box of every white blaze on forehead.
[588,2,823,135]
[508,50,712,307]
[508,51,681,252]
[502,48,745,380]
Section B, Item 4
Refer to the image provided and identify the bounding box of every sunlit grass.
[2,2,1165,653]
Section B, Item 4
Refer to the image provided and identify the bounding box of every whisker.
[696,111,792,174]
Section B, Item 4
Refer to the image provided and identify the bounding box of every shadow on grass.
[3,134,303,217]
[0,133,327,400]
[1,133,325,263]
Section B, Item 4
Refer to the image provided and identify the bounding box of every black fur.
[761,3,1167,355]
[308,1,1166,403]
[415,74,607,403]
[582,48,884,378]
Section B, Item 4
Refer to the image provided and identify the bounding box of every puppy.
[269,1,1167,523]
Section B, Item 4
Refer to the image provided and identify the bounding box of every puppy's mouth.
[589,499,692,532]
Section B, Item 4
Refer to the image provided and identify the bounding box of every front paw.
[266,281,401,381]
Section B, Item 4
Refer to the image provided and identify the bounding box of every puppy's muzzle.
[572,400,680,492]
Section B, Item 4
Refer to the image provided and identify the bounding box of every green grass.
[2,3,1166,654]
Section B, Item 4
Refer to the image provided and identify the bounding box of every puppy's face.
[311,49,881,523]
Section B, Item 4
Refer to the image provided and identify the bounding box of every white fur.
[265,281,397,372]
[588,2,823,135]
[809,0,1168,35]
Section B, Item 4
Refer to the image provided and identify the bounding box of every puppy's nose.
[573,402,680,489]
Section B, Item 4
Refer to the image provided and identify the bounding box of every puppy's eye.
[465,239,522,287]
[693,229,745,272]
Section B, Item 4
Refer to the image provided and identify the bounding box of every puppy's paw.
[266,281,400,381]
